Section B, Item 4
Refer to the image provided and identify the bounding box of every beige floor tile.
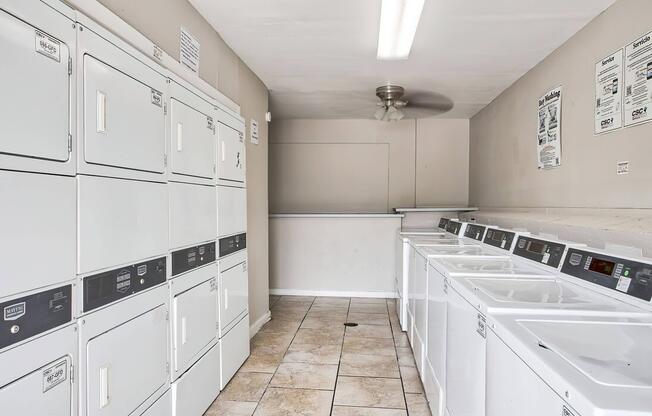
[339,353,400,378]
[396,347,415,367]
[251,332,294,356]
[333,376,405,409]
[254,387,333,416]
[346,312,390,326]
[239,352,284,373]
[219,372,273,402]
[269,295,281,307]
[342,336,396,356]
[204,398,258,416]
[345,324,393,339]
[313,297,350,306]
[400,366,424,394]
[331,406,407,416]
[284,342,342,364]
[259,318,302,334]
[306,308,349,318]
[394,333,409,347]
[348,303,388,314]
[271,309,309,321]
[269,362,339,390]
[271,304,311,315]
[279,295,316,303]
[405,393,431,416]
[294,327,344,345]
[350,297,387,304]
[300,316,347,329]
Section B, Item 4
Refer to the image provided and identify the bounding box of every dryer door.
[217,122,245,183]
[86,305,168,416]
[219,255,248,334]
[0,7,71,163]
[170,98,215,180]
[0,356,72,415]
[217,185,246,237]
[172,277,218,376]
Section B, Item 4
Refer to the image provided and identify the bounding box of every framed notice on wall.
[595,49,624,134]
[537,86,562,170]
[624,31,652,127]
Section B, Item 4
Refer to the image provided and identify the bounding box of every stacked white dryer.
[74,13,171,416]
[215,107,250,388]
[166,77,220,415]
[0,0,78,413]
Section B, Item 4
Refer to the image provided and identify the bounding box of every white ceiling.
[190,0,615,120]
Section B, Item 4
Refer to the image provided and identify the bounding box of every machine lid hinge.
[68,57,72,75]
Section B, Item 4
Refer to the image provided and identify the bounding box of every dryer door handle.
[99,366,110,408]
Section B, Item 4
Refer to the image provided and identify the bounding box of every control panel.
[464,224,487,241]
[446,220,463,236]
[171,242,216,277]
[83,257,166,312]
[219,233,247,258]
[483,228,516,251]
[561,249,652,302]
[1,285,72,350]
[513,236,567,268]
[438,218,449,230]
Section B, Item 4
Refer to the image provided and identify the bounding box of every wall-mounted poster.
[624,31,652,127]
[537,86,562,169]
[595,49,624,134]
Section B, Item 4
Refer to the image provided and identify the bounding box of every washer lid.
[435,257,553,278]
[399,229,445,236]
[419,245,505,258]
[521,320,652,388]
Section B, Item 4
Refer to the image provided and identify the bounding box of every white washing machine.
[167,76,216,186]
[0,284,76,415]
[75,12,167,182]
[78,281,169,416]
[217,233,250,389]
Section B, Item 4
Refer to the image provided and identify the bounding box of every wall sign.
[250,119,259,145]
[537,86,562,169]
[595,49,623,134]
[180,27,200,73]
[624,31,652,127]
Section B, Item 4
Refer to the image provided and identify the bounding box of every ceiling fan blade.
[404,91,454,112]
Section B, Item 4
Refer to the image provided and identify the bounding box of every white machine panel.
[414,251,428,372]
[1,171,75,299]
[169,182,217,250]
[220,314,250,389]
[0,0,75,175]
[77,16,166,181]
[77,175,168,274]
[0,324,77,416]
[168,80,216,184]
[217,118,245,183]
[85,304,168,416]
[426,263,448,416]
[217,185,247,237]
[140,390,171,416]
[171,273,218,378]
[219,251,249,336]
[171,342,220,416]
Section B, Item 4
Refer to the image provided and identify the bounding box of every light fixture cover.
[377,0,425,60]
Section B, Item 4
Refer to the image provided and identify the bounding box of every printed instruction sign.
[624,31,652,126]
[250,119,259,145]
[537,86,562,169]
[180,27,200,73]
[595,49,623,134]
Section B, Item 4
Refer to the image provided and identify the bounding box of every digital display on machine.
[490,231,505,242]
[588,258,616,277]
[526,241,547,254]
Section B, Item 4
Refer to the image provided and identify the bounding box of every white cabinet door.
[446,287,485,416]
[0,6,71,167]
[0,356,72,415]
[82,55,165,174]
[219,258,248,334]
[86,305,168,416]
[217,122,245,183]
[217,185,247,237]
[169,182,216,250]
[426,266,448,416]
[172,278,218,375]
[169,98,215,181]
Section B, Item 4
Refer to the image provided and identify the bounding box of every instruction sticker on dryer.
[42,360,67,392]
[624,31,652,127]
[595,49,623,134]
[537,86,562,170]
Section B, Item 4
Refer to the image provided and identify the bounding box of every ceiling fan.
[374,85,453,121]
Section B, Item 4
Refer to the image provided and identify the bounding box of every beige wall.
[269,118,469,213]
[98,0,270,328]
[469,0,652,209]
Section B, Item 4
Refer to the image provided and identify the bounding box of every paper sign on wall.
[595,49,624,134]
[180,27,200,73]
[624,31,652,127]
[250,119,259,145]
[537,86,562,170]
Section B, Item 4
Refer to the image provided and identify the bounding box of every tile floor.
[204,295,431,416]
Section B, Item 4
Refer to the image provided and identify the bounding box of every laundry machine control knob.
[10,325,20,334]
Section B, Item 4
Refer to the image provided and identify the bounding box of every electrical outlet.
[617,161,630,175]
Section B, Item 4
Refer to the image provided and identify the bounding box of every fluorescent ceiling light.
[377,0,425,60]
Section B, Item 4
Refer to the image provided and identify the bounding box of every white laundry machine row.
[485,248,652,416]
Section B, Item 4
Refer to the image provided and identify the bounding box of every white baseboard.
[269,288,398,299]
[249,310,271,338]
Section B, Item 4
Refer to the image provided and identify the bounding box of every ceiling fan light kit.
[377,0,426,60]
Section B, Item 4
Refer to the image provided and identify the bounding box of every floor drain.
[344,322,358,327]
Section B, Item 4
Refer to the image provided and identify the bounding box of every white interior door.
[86,305,168,416]
[170,98,215,180]
[219,259,248,333]
[217,185,247,237]
[172,278,218,375]
[0,8,70,162]
[217,122,245,183]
